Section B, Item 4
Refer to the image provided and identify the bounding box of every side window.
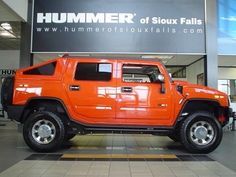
[75,63,112,81]
[122,64,160,83]
[23,62,57,75]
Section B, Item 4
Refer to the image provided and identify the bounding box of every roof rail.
[62,54,69,58]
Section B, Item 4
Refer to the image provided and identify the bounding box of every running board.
[84,126,174,135]
[69,121,174,135]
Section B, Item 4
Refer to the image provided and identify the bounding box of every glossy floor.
[0,119,236,177]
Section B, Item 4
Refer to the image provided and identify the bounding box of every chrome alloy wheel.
[32,119,56,144]
[190,121,215,146]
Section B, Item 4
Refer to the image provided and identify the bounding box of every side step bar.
[70,122,174,135]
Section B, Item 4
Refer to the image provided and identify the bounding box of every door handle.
[121,87,133,93]
[69,85,80,91]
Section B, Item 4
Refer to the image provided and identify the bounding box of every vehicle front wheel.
[180,112,222,153]
[65,133,77,141]
[23,111,65,152]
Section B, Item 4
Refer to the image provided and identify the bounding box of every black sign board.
[32,0,206,54]
[0,69,16,76]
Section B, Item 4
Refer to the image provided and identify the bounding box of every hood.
[173,80,229,106]
[174,80,224,95]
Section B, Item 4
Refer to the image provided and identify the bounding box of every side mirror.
[151,73,165,94]
[155,74,165,83]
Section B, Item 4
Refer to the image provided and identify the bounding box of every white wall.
[186,59,236,82]
[186,59,204,84]
[186,59,236,111]
[0,50,20,69]
[218,68,236,80]
[2,0,28,21]
[218,67,236,111]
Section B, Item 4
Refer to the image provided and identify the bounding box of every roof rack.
[62,54,70,58]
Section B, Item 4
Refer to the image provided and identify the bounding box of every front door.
[64,59,117,124]
[116,61,173,126]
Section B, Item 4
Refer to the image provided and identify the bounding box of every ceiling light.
[159,56,174,60]
[0,31,15,37]
[162,60,168,64]
[1,23,12,30]
[142,55,173,60]
[58,54,90,57]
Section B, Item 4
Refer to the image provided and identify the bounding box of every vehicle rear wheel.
[180,112,222,153]
[168,133,180,142]
[23,111,65,152]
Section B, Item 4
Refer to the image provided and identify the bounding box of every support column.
[205,0,218,88]
[20,0,33,68]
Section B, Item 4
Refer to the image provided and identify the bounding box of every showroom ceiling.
[33,53,203,66]
[0,1,22,22]
[219,55,236,66]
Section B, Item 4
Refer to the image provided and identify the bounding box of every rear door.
[64,59,117,124]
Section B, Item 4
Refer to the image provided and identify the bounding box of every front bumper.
[225,108,234,118]
[218,107,233,126]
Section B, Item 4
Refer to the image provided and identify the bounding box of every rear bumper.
[5,105,24,122]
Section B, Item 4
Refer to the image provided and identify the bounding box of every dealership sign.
[31,0,206,54]
[0,69,16,76]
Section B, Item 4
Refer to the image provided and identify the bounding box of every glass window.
[167,66,186,78]
[23,62,57,75]
[218,0,236,55]
[122,64,160,83]
[218,80,236,102]
[75,63,112,81]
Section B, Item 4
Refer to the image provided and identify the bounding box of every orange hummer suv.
[1,57,232,153]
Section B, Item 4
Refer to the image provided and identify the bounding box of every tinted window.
[75,63,112,81]
[122,64,160,83]
[23,62,57,75]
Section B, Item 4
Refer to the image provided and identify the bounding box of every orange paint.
[13,57,229,126]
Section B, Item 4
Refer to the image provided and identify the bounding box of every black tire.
[65,133,77,141]
[168,133,180,142]
[23,111,65,152]
[180,112,223,153]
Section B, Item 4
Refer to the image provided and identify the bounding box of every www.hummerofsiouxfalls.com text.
[36,26,204,34]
